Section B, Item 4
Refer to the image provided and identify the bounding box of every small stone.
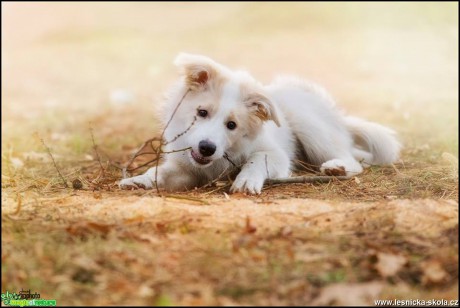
[72,179,83,190]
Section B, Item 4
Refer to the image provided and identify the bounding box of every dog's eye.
[197,109,208,118]
[226,121,237,130]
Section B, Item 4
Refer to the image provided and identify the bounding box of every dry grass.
[1,2,458,305]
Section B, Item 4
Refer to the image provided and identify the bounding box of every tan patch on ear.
[251,101,281,127]
[243,90,281,127]
[254,103,270,122]
[184,66,213,90]
[185,66,229,94]
[195,71,209,85]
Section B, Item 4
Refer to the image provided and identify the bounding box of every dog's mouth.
[190,150,212,165]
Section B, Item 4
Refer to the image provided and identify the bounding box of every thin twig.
[127,158,159,172]
[123,145,190,174]
[127,151,158,157]
[122,137,162,177]
[164,194,210,205]
[40,138,68,188]
[293,159,318,173]
[120,90,195,193]
[13,193,22,215]
[202,183,231,195]
[202,166,232,188]
[110,162,123,170]
[200,153,242,189]
[223,152,240,171]
[164,116,197,145]
[154,145,162,194]
[128,146,192,158]
[155,89,191,194]
[90,126,105,176]
[266,175,348,185]
[163,147,192,155]
[160,90,190,141]
[391,163,402,175]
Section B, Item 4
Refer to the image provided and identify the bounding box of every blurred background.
[1,3,458,305]
[2,2,458,158]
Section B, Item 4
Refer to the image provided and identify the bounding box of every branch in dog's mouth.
[160,89,190,142]
[122,89,193,186]
[164,116,197,146]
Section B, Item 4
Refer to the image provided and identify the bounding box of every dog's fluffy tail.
[345,116,401,166]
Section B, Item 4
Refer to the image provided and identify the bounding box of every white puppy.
[119,53,400,194]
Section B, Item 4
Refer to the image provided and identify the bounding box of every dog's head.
[164,53,280,168]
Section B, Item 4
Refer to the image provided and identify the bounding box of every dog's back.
[266,76,401,169]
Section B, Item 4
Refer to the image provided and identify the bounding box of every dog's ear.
[174,53,218,90]
[247,94,281,127]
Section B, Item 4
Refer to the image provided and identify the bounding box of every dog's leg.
[119,161,197,191]
[119,166,163,190]
[352,148,373,167]
[230,150,290,194]
[293,125,364,177]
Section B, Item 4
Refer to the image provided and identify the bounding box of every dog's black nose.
[198,140,216,157]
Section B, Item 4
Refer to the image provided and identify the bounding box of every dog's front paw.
[119,175,155,190]
[230,172,265,195]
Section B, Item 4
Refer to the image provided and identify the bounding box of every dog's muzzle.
[198,140,216,157]
[190,140,216,165]
[191,149,212,165]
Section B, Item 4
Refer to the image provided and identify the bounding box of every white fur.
[120,54,401,194]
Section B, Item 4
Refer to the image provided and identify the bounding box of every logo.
[1,290,56,306]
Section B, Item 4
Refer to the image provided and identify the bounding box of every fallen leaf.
[87,222,112,234]
[422,260,448,285]
[137,284,155,298]
[93,192,102,199]
[136,233,161,244]
[229,192,247,199]
[123,215,145,224]
[73,255,101,271]
[311,282,383,305]
[156,222,169,234]
[375,252,407,277]
[245,216,257,234]
[66,221,113,238]
[279,225,293,237]
[384,195,398,200]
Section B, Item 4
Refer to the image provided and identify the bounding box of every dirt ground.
[2,3,458,306]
